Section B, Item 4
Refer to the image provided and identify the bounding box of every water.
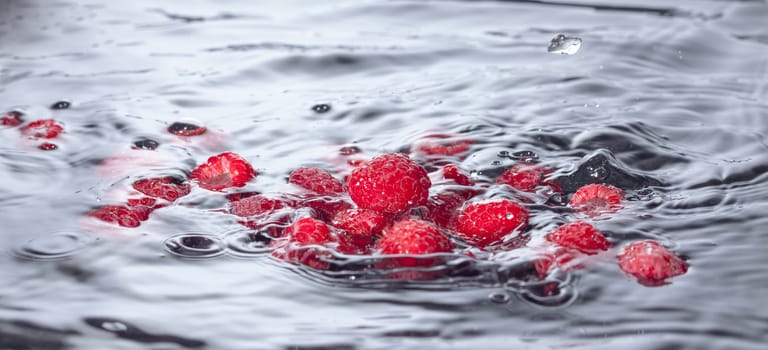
[1,0,768,349]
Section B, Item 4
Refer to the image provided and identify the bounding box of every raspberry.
[270,217,348,270]
[132,176,191,202]
[375,218,453,269]
[569,184,623,214]
[229,193,289,235]
[544,221,611,255]
[88,205,143,228]
[496,164,544,191]
[288,167,343,195]
[618,240,687,286]
[167,122,206,136]
[533,248,579,278]
[1,111,24,127]
[20,119,63,139]
[332,208,388,249]
[347,153,430,213]
[441,164,472,186]
[453,199,529,248]
[423,191,466,228]
[190,152,256,191]
[411,134,473,158]
[126,197,162,221]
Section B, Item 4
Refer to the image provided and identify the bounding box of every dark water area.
[2,0,768,349]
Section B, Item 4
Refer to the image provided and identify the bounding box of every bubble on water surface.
[167,122,206,136]
[13,232,93,261]
[163,233,225,259]
[132,138,160,150]
[548,34,582,55]
[225,231,272,257]
[488,291,511,304]
[50,100,71,110]
[312,103,332,113]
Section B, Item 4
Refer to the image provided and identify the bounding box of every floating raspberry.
[132,176,191,202]
[88,205,143,228]
[569,183,623,214]
[190,152,256,191]
[375,218,453,270]
[271,217,348,270]
[411,133,473,159]
[288,167,344,195]
[20,119,63,139]
[1,111,24,126]
[332,208,387,249]
[347,153,430,213]
[167,122,206,136]
[496,163,545,192]
[442,164,472,186]
[452,199,529,248]
[618,240,688,286]
[545,221,611,255]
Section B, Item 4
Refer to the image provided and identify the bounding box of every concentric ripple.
[163,233,226,259]
[13,232,93,261]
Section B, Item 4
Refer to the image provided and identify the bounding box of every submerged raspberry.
[441,164,472,186]
[271,217,348,270]
[545,221,611,255]
[132,176,191,202]
[411,133,473,159]
[288,167,344,196]
[20,119,63,139]
[496,163,545,192]
[88,205,143,228]
[332,208,387,249]
[1,111,24,127]
[453,199,529,248]
[618,240,688,286]
[347,153,430,213]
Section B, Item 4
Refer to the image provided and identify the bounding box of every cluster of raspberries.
[3,111,687,288]
[2,111,64,150]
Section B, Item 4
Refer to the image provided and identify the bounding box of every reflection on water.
[2,0,768,349]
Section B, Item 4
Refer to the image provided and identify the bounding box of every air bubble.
[547,34,582,55]
[586,165,608,180]
[13,232,92,261]
[312,104,331,113]
[489,291,511,304]
[164,233,225,259]
[101,321,128,332]
[50,100,71,110]
[167,122,206,136]
[132,138,160,150]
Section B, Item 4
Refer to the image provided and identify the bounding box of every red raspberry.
[441,164,472,186]
[87,205,143,228]
[288,167,344,195]
[423,191,466,228]
[545,221,611,255]
[411,134,473,158]
[190,152,256,191]
[132,176,191,202]
[1,111,24,126]
[126,197,162,221]
[533,248,579,278]
[229,193,289,235]
[375,218,453,269]
[332,208,388,249]
[20,119,63,139]
[496,164,544,191]
[167,122,206,136]
[618,240,688,286]
[347,153,431,213]
[453,199,529,248]
[569,184,623,214]
[270,217,348,269]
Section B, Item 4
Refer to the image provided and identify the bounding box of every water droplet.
[506,213,515,220]
[586,165,608,180]
[132,138,160,150]
[489,291,510,304]
[491,160,502,166]
[14,232,92,261]
[38,143,58,151]
[511,151,538,161]
[50,100,71,110]
[167,122,206,136]
[312,104,331,113]
[547,34,582,55]
[339,145,361,155]
[497,150,509,158]
[469,170,481,179]
[164,233,225,259]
